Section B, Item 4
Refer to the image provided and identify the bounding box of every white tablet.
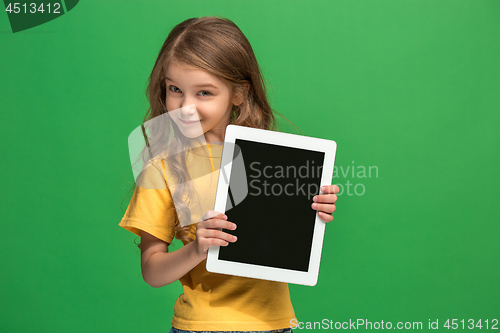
[206,125,337,286]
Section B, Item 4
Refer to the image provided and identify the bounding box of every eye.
[199,90,212,97]
[168,85,181,93]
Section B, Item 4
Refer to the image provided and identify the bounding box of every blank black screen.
[218,139,325,272]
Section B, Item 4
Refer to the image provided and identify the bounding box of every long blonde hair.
[125,16,295,248]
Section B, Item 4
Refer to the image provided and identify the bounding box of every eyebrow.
[165,76,219,90]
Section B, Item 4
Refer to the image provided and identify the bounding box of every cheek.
[196,105,213,120]
[203,101,229,119]
[165,98,176,112]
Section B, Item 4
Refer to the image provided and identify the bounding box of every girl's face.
[164,60,239,143]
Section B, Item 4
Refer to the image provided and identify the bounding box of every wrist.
[187,239,207,262]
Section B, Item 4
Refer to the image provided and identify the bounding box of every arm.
[140,231,200,288]
[140,212,237,288]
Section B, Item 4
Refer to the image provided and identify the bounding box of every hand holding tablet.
[206,125,338,286]
[312,184,340,223]
[193,211,237,257]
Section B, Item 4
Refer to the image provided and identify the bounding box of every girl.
[119,16,339,333]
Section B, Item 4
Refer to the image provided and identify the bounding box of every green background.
[1,0,499,332]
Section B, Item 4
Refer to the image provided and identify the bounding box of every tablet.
[206,125,337,286]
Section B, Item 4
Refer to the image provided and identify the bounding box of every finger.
[201,238,232,253]
[200,210,227,222]
[205,238,233,249]
[321,185,340,194]
[197,229,238,243]
[313,194,337,204]
[311,202,336,214]
[200,218,237,231]
[318,211,334,223]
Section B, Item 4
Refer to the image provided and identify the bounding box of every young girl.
[119,16,339,333]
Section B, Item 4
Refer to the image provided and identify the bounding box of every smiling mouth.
[179,118,200,125]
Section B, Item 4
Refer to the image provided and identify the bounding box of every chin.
[181,130,205,140]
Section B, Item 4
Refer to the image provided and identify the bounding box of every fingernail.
[321,186,326,192]
[313,196,317,202]
[223,215,228,220]
[312,203,317,209]
[233,236,237,241]
[232,223,237,229]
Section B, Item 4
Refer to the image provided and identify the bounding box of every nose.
[179,103,198,118]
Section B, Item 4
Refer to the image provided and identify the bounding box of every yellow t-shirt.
[119,143,296,331]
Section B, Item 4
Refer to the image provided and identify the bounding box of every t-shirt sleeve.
[119,160,177,244]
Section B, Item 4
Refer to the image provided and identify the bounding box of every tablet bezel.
[206,124,337,286]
